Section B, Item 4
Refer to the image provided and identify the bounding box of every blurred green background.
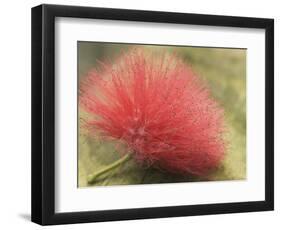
[78,42,246,187]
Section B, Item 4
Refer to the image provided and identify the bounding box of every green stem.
[87,154,132,184]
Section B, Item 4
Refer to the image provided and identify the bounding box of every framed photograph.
[31,4,274,225]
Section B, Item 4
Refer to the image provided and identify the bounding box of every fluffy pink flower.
[80,49,225,176]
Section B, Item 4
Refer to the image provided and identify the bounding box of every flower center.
[127,126,146,146]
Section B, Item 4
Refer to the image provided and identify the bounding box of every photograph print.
[78,42,246,187]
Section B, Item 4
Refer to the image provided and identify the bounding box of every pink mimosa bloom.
[80,49,225,176]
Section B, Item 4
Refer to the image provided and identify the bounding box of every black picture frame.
[31,4,274,225]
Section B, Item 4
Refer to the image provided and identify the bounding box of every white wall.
[0,0,279,229]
